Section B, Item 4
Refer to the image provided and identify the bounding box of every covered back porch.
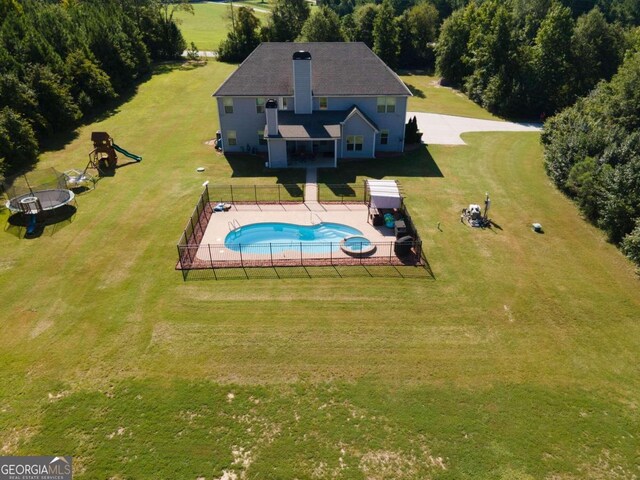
[266,110,343,168]
[285,139,337,168]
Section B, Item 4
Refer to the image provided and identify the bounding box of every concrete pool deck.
[196,203,399,264]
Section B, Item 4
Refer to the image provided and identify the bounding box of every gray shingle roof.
[214,42,412,97]
[267,106,379,139]
[272,110,345,139]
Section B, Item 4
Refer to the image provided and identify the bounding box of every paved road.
[408,112,541,145]
[205,1,270,13]
[182,50,217,57]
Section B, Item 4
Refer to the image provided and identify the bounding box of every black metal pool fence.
[204,183,368,204]
[177,185,427,277]
[207,184,305,204]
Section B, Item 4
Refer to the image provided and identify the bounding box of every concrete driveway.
[407,112,541,145]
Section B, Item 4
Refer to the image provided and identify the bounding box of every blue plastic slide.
[26,214,36,235]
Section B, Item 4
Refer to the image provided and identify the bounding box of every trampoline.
[5,189,75,214]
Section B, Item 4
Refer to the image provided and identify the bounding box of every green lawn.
[400,72,501,120]
[175,2,270,51]
[1,60,639,479]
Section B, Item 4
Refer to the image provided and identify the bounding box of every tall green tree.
[341,13,357,41]
[218,7,261,63]
[621,219,640,265]
[571,8,625,97]
[0,73,43,133]
[65,50,116,113]
[406,2,439,67]
[435,6,473,86]
[599,156,640,243]
[396,12,416,68]
[0,107,39,176]
[511,0,552,40]
[298,6,346,42]
[352,4,378,48]
[601,0,640,25]
[155,0,194,23]
[605,51,640,131]
[261,0,310,42]
[26,64,81,134]
[464,0,515,110]
[531,2,575,113]
[373,0,399,68]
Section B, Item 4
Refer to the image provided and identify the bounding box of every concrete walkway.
[304,167,324,212]
[407,112,541,145]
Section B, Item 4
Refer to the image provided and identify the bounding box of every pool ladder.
[228,219,241,233]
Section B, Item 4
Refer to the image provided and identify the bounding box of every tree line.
[436,0,638,118]
[542,44,640,267]
[219,0,640,79]
[0,0,191,177]
[218,0,441,68]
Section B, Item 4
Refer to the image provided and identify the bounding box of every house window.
[380,130,389,145]
[346,135,363,151]
[281,97,289,110]
[256,97,265,113]
[223,98,233,114]
[377,97,396,113]
[227,130,237,146]
[319,97,328,110]
[258,130,267,145]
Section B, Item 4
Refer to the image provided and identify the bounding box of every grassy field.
[1,59,639,479]
[175,2,271,51]
[399,73,500,120]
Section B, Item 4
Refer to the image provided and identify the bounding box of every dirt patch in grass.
[359,450,421,479]
[547,449,639,480]
[0,259,16,272]
[1,427,37,454]
[31,319,54,338]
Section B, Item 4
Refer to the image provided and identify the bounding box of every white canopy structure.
[365,179,402,210]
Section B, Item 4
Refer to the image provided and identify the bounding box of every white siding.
[268,140,287,167]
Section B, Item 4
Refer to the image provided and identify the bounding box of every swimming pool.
[225,222,362,253]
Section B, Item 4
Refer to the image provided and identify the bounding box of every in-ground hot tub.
[340,235,376,256]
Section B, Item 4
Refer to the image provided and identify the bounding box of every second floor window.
[227,130,237,146]
[319,97,328,110]
[256,97,265,113]
[223,98,233,114]
[377,97,396,113]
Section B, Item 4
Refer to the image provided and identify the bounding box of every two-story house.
[212,42,412,168]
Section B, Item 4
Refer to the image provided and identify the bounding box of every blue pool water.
[225,222,362,253]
